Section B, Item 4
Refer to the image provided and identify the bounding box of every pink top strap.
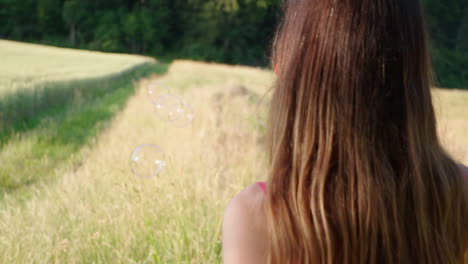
[257,182,267,194]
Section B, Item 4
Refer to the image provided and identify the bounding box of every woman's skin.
[222,183,267,263]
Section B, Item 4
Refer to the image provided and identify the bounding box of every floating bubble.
[130,144,166,178]
[154,94,185,122]
[147,81,170,103]
[170,103,195,127]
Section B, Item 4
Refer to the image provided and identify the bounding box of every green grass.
[0,61,272,263]
[0,40,154,135]
[0,62,168,197]
[0,40,168,196]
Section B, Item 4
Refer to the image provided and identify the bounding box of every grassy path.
[0,61,274,263]
[0,63,169,197]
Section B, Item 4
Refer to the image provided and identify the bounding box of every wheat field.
[0,40,152,95]
[0,60,466,263]
[0,40,157,141]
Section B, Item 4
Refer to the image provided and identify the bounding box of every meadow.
[0,41,167,193]
[0,43,467,263]
[0,40,155,136]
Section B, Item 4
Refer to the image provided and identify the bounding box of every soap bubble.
[171,103,195,127]
[147,81,170,103]
[153,94,194,127]
[153,94,185,122]
[130,144,166,178]
[147,81,195,127]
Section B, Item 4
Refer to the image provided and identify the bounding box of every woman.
[222,0,468,263]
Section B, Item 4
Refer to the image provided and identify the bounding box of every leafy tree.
[0,0,465,88]
[90,10,124,52]
[62,0,87,46]
[456,10,467,52]
[37,0,64,37]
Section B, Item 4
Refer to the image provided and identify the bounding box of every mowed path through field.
[0,60,466,263]
[0,61,273,263]
[0,41,164,192]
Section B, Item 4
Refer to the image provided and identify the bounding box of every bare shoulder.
[222,183,267,264]
[223,183,267,237]
[226,183,265,215]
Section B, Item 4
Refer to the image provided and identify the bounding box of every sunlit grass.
[0,40,166,194]
[0,40,155,134]
[0,59,465,263]
[0,62,168,193]
[433,88,468,163]
[0,60,273,263]
[0,40,152,94]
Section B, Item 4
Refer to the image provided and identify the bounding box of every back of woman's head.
[266,0,468,263]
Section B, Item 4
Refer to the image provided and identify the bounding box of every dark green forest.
[0,0,466,88]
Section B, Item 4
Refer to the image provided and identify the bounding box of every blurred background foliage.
[0,0,466,88]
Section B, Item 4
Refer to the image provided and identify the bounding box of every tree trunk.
[69,24,76,46]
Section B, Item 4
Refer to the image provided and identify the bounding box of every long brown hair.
[266,0,468,263]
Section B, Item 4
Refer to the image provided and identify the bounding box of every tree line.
[0,0,466,88]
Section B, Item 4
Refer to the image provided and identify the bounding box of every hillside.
[0,60,465,263]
